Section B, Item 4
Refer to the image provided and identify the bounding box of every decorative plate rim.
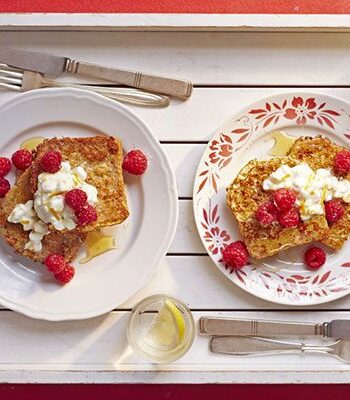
[193,91,350,306]
[0,87,178,320]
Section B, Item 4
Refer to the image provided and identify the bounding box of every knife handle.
[200,317,324,337]
[66,59,193,99]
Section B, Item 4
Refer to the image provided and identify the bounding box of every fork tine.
[0,82,21,91]
[0,68,22,79]
[0,63,23,73]
[0,76,21,85]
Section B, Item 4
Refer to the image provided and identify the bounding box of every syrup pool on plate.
[80,229,115,263]
[20,136,45,151]
[269,131,296,156]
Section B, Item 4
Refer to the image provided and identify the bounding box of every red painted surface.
[0,0,350,14]
[0,0,348,396]
[0,384,350,399]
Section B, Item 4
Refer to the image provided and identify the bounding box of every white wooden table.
[1,29,350,384]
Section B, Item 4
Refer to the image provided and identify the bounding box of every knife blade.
[0,47,193,99]
[199,317,350,339]
[0,47,67,77]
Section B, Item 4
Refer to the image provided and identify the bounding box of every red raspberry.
[0,177,10,198]
[55,265,75,284]
[41,151,62,173]
[44,253,66,274]
[0,157,11,177]
[65,189,87,212]
[278,207,301,228]
[304,246,326,270]
[76,203,98,226]
[274,188,297,211]
[324,199,344,223]
[256,201,278,226]
[11,149,32,171]
[122,149,148,175]
[222,241,249,269]
[334,150,350,175]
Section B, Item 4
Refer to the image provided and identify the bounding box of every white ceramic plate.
[0,88,177,320]
[194,92,350,306]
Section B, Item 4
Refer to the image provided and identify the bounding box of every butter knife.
[199,317,350,339]
[0,47,193,99]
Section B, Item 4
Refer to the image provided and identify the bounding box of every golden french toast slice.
[30,136,129,232]
[288,136,350,250]
[0,169,85,263]
[226,157,330,259]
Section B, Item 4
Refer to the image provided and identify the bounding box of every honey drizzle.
[269,131,296,156]
[20,136,45,151]
[80,229,115,264]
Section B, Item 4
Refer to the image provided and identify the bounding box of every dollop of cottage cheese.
[8,200,49,252]
[263,163,350,221]
[34,161,98,231]
[7,161,98,253]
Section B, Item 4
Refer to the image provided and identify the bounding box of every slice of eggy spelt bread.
[226,156,330,259]
[0,168,86,263]
[29,136,129,233]
[288,136,350,250]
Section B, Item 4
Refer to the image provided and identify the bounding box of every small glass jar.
[127,294,195,363]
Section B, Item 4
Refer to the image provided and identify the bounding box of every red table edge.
[1,383,350,399]
[1,0,350,14]
[0,0,349,396]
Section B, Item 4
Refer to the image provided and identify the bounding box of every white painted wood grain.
[0,310,350,383]
[132,88,350,141]
[170,200,204,254]
[1,30,350,384]
[2,254,350,312]
[127,255,350,311]
[163,144,205,198]
[1,369,349,384]
[1,31,350,85]
[1,14,350,32]
[4,88,350,143]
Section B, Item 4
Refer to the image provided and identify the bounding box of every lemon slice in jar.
[149,299,186,348]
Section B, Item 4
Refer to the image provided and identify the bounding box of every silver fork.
[0,64,170,108]
[210,336,350,363]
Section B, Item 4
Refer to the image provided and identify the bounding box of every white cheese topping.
[7,161,98,253]
[263,163,350,221]
[34,161,98,231]
[8,200,49,252]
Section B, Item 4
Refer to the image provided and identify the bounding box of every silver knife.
[199,317,350,339]
[0,47,193,99]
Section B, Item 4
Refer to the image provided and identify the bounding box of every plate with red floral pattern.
[193,92,350,306]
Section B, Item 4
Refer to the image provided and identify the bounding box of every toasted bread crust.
[288,136,350,250]
[0,169,85,263]
[30,136,129,232]
[227,157,330,259]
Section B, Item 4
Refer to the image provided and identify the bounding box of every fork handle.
[66,60,192,99]
[210,336,338,359]
[210,336,304,356]
[43,80,170,107]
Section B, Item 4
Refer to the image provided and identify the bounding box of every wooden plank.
[1,32,350,85]
[1,14,350,32]
[163,144,205,198]
[4,88,350,143]
[0,310,350,383]
[127,255,350,311]
[2,254,350,312]
[171,199,204,254]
